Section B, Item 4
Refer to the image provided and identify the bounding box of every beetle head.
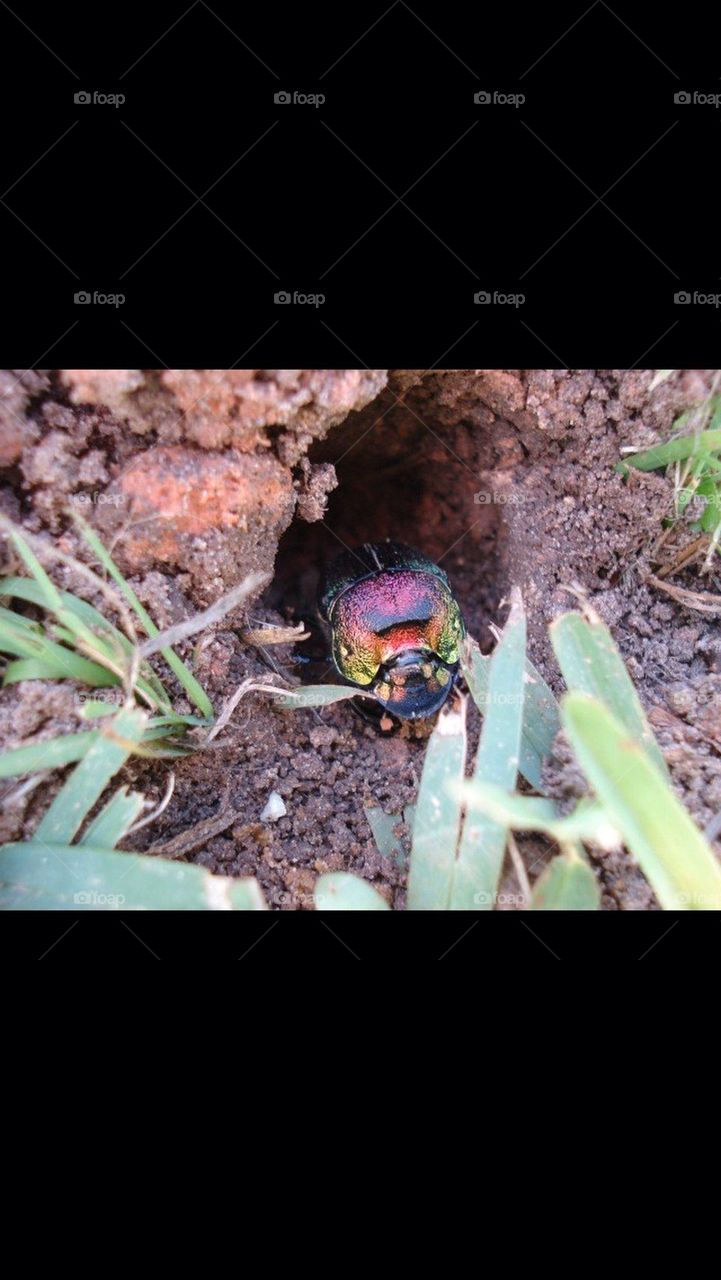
[369,647,458,720]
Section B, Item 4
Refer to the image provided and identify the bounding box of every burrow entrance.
[266,383,520,652]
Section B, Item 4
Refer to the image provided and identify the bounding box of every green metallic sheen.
[318,541,465,721]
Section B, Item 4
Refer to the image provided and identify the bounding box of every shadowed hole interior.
[266,387,513,654]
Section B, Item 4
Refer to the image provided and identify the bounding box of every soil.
[2,367,720,910]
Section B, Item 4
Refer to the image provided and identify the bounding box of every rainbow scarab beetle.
[319,541,465,721]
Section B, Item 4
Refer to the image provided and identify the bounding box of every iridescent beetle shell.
[319,541,465,720]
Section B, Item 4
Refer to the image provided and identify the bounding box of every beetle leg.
[285,650,332,667]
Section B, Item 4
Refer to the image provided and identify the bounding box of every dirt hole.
[267,393,510,650]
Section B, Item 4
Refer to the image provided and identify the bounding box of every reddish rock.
[159,368,387,458]
[61,369,145,408]
[58,367,388,460]
[0,369,48,467]
[92,445,296,601]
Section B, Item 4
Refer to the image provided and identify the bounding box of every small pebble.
[261,791,287,822]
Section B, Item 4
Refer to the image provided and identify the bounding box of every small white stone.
[261,791,287,822]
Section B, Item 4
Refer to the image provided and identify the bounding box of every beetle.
[319,541,465,720]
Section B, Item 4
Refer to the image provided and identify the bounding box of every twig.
[651,522,675,559]
[702,519,721,574]
[1,771,50,806]
[645,573,721,615]
[145,804,240,860]
[241,620,310,645]
[656,534,709,579]
[204,676,295,743]
[137,572,269,657]
[127,772,176,835]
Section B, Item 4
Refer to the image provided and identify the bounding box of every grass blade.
[407,697,467,910]
[647,370,674,392]
[3,650,121,686]
[0,576,171,710]
[0,843,267,910]
[365,806,407,866]
[515,659,560,792]
[460,633,559,793]
[0,732,99,778]
[449,589,526,910]
[35,707,147,844]
[5,528,125,667]
[274,684,374,709]
[73,516,213,719]
[550,610,668,776]
[5,527,66,612]
[459,634,489,708]
[617,428,721,472]
[314,872,390,910]
[531,844,600,910]
[80,786,145,847]
[562,692,721,909]
[455,781,620,848]
[1,576,134,650]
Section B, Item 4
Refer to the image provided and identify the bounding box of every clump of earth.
[1,367,719,910]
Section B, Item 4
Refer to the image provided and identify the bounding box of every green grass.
[307,595,721,912]
[617,391,721,569]
[0,702,266,910]
[4,512,720,913]
[0,518,267,910]
[0,516,212,740]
